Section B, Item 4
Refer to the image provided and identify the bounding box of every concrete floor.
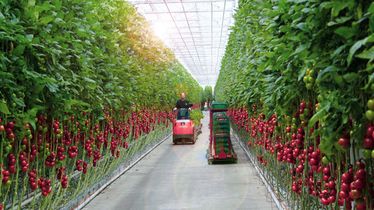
[83,113,277,210]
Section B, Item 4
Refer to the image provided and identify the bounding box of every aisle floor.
[83,113,277,210]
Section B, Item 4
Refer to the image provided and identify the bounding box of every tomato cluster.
[19,151,29,172]
[229,104,374,209]
[45,152,57,168]
[303,69,315,90]
[1,169,10,186]
[68,146,78,159]
[364,129,374,149]
[38,177,52,197]
[56,167,68,189]
[216,0,373,208]
[365,99,374,121]
[0,109,173,208]
[28,169,38,191]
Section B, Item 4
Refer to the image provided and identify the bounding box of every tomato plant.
[0,0,201,208]
[190,109,204,126]
[216,0,374,209]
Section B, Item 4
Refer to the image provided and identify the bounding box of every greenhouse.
[0,0,373,210]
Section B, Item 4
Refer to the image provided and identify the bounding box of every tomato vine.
[0,0,201,208]
[216,0,373,209]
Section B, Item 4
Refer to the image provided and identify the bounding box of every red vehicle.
[173,108,197,144]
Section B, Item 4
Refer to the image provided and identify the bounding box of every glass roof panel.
[129,0,238,86]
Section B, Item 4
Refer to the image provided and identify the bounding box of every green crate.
[213,128,230,133]
[215,142,229,146]
[215,139,229,143]
[214,130,229,134]
[213,119,229,124]
[215,143,229,148]
[213,125,230,131]
[215,136,230,143]
[213,121,229,125]
[211,102,228,110]
[213,112,227,117]
[213,113,228,119]
[214,132,230,137]
[214,118,229,122]
[213,124,230,130]
[215,142,231,153]
[215,147,230,154]
[213,120,230,126]
[216,140,230,144]
[213,129,230,135]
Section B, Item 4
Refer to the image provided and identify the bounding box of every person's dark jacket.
[175,99,192,109]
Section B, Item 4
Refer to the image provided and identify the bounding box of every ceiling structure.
[128,0,238,87]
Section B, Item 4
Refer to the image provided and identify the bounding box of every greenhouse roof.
[128,0,238,87]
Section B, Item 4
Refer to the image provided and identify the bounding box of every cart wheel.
[191,136,195,144]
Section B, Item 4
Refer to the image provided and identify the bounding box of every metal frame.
[128,0,238,86]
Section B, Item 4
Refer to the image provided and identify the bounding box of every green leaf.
[320,2,333,10]
[356,46,374,60]
[327,16,352,26]
[348,37,368,65]
[317,66,339,82]
[296,22,307,31]
[334,26,357,39]
[39,16,55,25]
[26,34,33,42]
[334,75,343,86]
[319,136,335,156]
[83,77,96,84]
[0,100,10,115]
[28,0,36,6]
[298,67,306,81]
[367,34,374,43]
[14,97,25,108]
[369,3,374,14]
[308,106,327,128]
[363,73,374,90]
[331,1,354,17]
[46,83,59,93]
[293,44,308,56]
[64,99,90,111]
[342,72,359,83]
[13,45,25,56]
[22,106,44,130]
[54,0,62,10]
[332,44,347,58]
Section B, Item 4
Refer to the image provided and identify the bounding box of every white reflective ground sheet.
[128,0,238,87]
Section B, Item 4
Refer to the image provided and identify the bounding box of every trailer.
[207,102,237,164]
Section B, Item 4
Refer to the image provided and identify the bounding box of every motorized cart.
[172,108,201,144]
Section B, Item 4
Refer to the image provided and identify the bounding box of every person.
[174,92,191,109]
[173,92,192,119]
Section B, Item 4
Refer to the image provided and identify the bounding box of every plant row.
[0,0,202,117]
[0,110,173,209]
[216,0,373,209]
[0,0,202,209]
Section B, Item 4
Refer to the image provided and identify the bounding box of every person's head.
[180,92,186,100]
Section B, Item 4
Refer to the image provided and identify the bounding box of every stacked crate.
[212,112,230,134]
[208,102,237,163]
[212,112,230,153]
